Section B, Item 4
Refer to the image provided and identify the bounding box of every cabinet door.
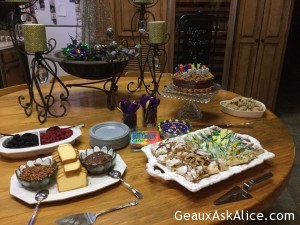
[251,0,293,109]
[110,0,174,72]
[4,61,25,87]
[112,0,168,40]
[228,0,265,96]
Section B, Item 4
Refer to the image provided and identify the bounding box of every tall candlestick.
[148,21,166,44]
[22,24,47,53]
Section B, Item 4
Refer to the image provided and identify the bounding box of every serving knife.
[214,172,273,205]
[193,122,254,129]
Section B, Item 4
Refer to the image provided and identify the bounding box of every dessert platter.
[220,97,266,118]
[0,126,82,159]
[141,126,275,192]
[10,145,126,204]
[163,64,221,120]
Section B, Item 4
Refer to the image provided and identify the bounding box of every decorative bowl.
[50,50,129,80]
[157,119,192,138]
[80,146,116,175]
[15,158,58,189]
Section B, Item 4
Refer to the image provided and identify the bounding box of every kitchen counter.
[0,41,13,50]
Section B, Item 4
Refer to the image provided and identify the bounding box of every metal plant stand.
[50,50,129,110]
[4,0,69,123]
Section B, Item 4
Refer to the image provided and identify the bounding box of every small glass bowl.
[15,158,58,189]
[80,146,116,175]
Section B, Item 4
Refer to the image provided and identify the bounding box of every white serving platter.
[10,153,126,204]
[0,126,82,159]
[220,99,266,118]
[141,132,275,192]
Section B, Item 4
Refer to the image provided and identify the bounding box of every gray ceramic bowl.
[15,158,57,189]
[80,146,116,175]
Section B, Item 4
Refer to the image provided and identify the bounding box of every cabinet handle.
[255,39,259,42]
[261,39,265,43]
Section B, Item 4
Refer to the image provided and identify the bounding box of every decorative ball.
[110,50,117,59]
[105,28,114,39]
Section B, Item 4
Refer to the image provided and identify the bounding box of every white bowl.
[220,98,266,118]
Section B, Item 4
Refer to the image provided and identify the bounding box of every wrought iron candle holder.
[141,32,170,96]
[5,0,69,123]
[127,0,161,95]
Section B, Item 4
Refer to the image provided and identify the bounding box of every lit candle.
[22,24,47,53]
[133,0,153,4]
[148,21,166,44]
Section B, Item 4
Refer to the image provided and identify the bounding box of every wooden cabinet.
[225,0,294,110]
[109,0,175,72]
[0,47,26,87]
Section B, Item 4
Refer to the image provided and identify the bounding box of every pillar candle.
[133,0,153,4]
[148,21,166,44]
[22,24,47,53]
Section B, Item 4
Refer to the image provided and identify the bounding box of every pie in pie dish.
[147,126,270,183]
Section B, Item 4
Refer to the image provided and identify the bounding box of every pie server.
[214,172,273,205]
[56,200,138,225]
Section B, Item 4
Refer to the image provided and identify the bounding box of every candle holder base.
[18,53,69,124]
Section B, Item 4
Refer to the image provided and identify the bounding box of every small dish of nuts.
[220,97,266,118]
[15,158,58,189]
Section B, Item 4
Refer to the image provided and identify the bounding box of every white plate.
[90,122,130,140]
[141,130,275,192]
[220,99,266,118]
[90,122,130,149]
[0,126,82,159]
[10,153,126,204]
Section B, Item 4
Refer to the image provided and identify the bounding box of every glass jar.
[123,112,137,130]
[142,107,157,127]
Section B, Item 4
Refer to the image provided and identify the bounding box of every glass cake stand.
[162,83,221,120]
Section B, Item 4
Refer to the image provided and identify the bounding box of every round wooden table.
[0,75,295,224]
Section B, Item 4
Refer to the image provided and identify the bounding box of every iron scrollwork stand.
[6,0,69,123]
[142,33,170,96]
[127,0,158,95]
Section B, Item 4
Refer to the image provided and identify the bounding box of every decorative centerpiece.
[51,29,136,80]
[50,28,139,110]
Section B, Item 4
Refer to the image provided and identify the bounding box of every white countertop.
[0,41,14,50]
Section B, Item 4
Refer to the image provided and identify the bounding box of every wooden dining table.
[0,74,295,224]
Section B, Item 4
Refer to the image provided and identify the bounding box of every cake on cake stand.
[162,83,221,120]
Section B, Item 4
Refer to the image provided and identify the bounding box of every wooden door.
[227,0,293,110]
[251,0,294,109]
[228,0,265,96]
[109,0,174,72]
